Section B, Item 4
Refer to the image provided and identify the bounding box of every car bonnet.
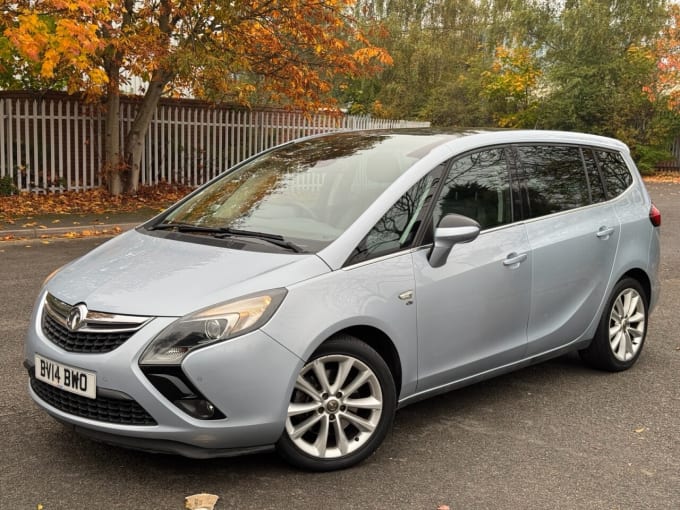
[44,229,330,317]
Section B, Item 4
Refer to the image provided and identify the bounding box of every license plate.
[35,354,96,400]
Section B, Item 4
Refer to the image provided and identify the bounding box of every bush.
[634,145,674,175]
[0,175,17,196]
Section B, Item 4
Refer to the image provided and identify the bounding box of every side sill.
[397,338,591,409]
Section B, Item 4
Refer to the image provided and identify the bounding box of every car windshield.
[155,132,453,252]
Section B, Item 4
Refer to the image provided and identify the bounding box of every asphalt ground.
[1,182,678,509]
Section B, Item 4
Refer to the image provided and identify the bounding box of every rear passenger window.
[582,148,606,203]
[597,150,633,198]
[516,145,589,218]
[433,148,512,230]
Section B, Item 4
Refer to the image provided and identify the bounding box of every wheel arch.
[620,268,651,304]
[580,269,649,371]
[318,325,403,398]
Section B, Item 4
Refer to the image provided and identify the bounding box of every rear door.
[513,145,620,355]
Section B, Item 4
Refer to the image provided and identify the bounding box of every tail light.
[649,204,661,227]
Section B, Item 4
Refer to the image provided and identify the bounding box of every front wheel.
[580,278,648,372]
[276,336,396,471]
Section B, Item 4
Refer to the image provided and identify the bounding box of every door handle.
[503,252,527,267]
[596,226,615,238]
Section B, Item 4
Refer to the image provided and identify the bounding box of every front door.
[414,148,531,392]
[414,225,532,391]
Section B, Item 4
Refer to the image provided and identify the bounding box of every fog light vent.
[141,367,226,420]
[175,399,217,420]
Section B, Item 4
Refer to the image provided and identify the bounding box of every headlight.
[139,289,287,365]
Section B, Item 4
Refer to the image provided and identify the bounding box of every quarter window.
[432,148,512,230]
[597,150,633,198]
[516,145,590,218]
[347,173,438,265]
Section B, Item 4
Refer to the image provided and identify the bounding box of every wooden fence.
[0,92,429,193]
[656,137,680,172]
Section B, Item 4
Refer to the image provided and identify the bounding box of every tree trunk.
[102,39,124,196]
[104,88,122,195]
[122,69,173,194]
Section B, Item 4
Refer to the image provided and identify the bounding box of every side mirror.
[428,214,480,268]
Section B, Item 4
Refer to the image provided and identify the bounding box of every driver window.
[432,148,512,230]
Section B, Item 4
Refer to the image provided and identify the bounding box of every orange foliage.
[483,46,542,98]
[645,4,680,111]
[643,172,680,184]
[4,0,392,112]
[481,45,542,127]
[5,1,111,94]
[0,184,191,222]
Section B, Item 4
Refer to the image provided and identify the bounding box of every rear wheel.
[580,278,648,371]
[276,335,396,471]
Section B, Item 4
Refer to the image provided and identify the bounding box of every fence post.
[0,98,5,181]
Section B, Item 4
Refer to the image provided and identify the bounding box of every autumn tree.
[347,0,494,124]
[656,3,680,111]
[522,0,674,170]
[344,0,536,126]
[645,4,680,116]
[481,45,542,128]
[4,0,391,195]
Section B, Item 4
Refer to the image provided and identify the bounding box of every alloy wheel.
[608,288,646,362]
[284,354,384,459]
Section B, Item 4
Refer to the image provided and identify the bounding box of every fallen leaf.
[41,240,50,244]
[38,225,47,229]
[0,184,191,224]
[23,221,37,228]
[185,493,219,510]
[634,427,646,433]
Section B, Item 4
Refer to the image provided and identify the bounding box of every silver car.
[24,129,661,471]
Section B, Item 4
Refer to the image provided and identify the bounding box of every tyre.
[276,335,396,471]
[580,277,648,372]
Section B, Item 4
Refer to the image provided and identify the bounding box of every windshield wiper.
[148,222,306,253]
[214,228,306,253]
[148,222,229,234]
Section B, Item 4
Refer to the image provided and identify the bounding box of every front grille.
[30,376,157,426]
[43,313,135,353]
[41,293,150,354]
[43,313,134,353]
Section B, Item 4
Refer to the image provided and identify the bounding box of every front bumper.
[58,421,275,458]
[24,292,304,456]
